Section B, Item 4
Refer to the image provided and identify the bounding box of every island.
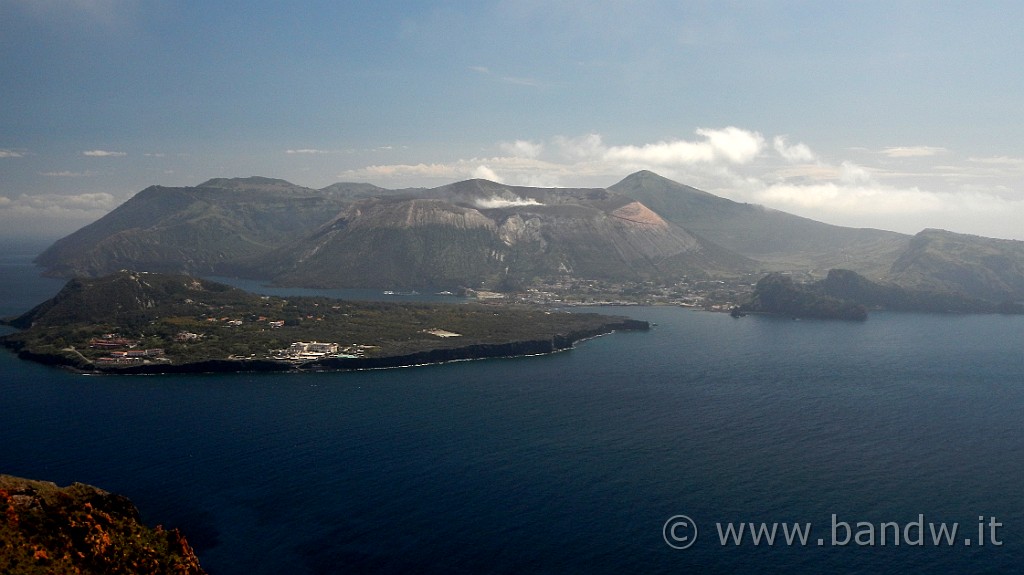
[0,271,649,374]
[731,269,1024,320]
[0,474,205,574]
[731,272,868,320]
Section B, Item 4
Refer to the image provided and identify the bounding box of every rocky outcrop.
[734,273,867,320]
[0,474,205,574]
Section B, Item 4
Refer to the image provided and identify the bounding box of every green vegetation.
[1,272,647,373]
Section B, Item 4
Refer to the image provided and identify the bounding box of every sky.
[2,0,1023,241]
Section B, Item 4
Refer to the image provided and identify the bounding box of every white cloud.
[287,148,331,155]
[340,152,586,186]
[0,149,25,158]
[336,128,1024,239]
[554,133,607,160]
[0,190,125,238]
[343,163,462,180]
[768,164,841,181]
[0,192,119,215]
[603,127,765,165]
[968,156,1024,166]
[472,165,501,182]
[40,170,98,177]
[772,136,816,162]
[838,162,873,185]
[757,182,946,216]
[500,140,544,159]
[345,129,771,190]
[82,149,127,157]
[881,146,948,158]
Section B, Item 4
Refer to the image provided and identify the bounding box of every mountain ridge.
[31,171,1024,302]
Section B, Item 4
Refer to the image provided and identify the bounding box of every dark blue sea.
[2,245,1023,574]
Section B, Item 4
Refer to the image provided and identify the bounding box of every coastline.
[3,318,649,376]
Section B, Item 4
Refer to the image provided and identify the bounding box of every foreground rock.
[0,474,205,574]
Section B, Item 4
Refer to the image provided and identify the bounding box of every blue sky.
[2,1,1023,240]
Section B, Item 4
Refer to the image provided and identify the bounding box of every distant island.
[29,171,1024,313]
[0,272,648,374]
[732,269,1024,320]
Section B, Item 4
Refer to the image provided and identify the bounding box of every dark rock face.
[737,273,867,320]
[733,269,1023,319]
[0,474,206,574]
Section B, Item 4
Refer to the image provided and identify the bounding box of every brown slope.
[608,170,909,276]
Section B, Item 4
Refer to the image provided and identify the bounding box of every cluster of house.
[274,341,341,361]
[423,328,462,338]
[88,335,139,349]
[202,316,286,328]
[89,335,166,366]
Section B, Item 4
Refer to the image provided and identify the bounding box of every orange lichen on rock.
[0,474,206,575]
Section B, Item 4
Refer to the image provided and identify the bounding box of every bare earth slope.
[607,170,909,277]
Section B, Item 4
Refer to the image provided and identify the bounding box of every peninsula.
[0,271,648,374]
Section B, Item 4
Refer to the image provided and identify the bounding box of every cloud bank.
[82,149,127,157]
[338,127,1024,240]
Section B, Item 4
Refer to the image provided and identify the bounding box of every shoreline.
[4,319,649,376]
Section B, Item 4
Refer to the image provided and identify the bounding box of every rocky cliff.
[0,474,205,574]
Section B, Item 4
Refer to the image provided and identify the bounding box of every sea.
[2,242,1023,574]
